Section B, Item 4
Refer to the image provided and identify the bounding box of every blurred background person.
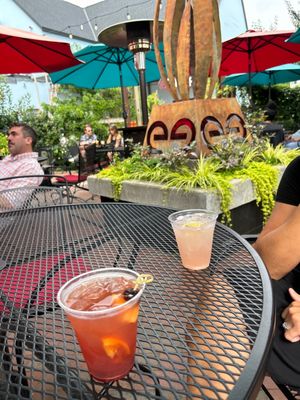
[79,124,97,160]
[106,124,123,163]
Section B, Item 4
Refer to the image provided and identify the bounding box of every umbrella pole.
[249,81,253,107]
[118,63,128,127]
[247,44,254,108]
[268,75,271,100]
[121,87,128,127]
[248,71,254,107]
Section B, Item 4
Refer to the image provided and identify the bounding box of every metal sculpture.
[153,0,221,101]
[145,0,246,154]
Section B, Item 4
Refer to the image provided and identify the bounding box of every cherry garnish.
[123,288,139,300]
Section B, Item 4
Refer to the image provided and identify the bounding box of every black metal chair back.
[0,175,71,210]
[36,147,55,174]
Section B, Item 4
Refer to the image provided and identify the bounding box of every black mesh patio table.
[0,203,274,399]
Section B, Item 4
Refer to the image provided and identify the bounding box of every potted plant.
[88,138,299,233]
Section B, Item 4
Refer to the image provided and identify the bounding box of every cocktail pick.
[133,274,153,290]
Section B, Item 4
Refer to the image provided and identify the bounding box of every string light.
[126,6,131,20]
[61,0,155,34]
[68,26,73,39]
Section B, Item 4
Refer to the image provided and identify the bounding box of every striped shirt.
[0,152,44,191]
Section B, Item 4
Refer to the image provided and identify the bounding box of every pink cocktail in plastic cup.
[57,268,145,382]
[168,209,218,270]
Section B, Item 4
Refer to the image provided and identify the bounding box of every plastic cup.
[168,209,218,270]
[57,268,145,382]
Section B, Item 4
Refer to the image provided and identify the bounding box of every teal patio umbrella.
[50,43,164,125]
[287,28,300,44]
[222,63,300,99]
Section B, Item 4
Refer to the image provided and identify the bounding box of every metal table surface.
[0,203,274,400]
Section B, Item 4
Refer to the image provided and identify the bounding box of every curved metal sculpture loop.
[153,0,222,101]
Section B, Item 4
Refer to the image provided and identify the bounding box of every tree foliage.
[0,79,136,162]
[239,85,300,131]
[285,0,300,27]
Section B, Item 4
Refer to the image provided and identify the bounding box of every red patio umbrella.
[220,29,300,77]
[0,25,82,74]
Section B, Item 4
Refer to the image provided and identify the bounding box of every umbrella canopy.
[220,29,300,76]
[286,28,300,44]
[222,63,300,86]
[0,25,82,74]
[49,43,164,89]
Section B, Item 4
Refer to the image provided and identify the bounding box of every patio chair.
[36,147,56,174]
[56,144,98,194]
[0,174,71,211]
[258,122,285,147]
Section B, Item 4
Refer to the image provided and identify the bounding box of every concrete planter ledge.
[88,166,285,213]
[88,165,285,235]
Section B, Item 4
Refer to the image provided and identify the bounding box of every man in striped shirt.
[0,123,44,208]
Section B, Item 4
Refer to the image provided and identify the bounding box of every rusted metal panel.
[153,0,179,101]
[144,98,247,154]
[207,0,222,98]
[176,1,192,100]
[193,0,213,99]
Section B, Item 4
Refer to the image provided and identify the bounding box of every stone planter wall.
[88,166,285,235]
[88,177,256,213]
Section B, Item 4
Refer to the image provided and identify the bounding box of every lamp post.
[98,20,163,126]
[127,22,151,125]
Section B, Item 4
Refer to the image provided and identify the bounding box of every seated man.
[254,155,300,388]
[79,124,97,160]
[0,122,44,209]
[284,129,300,149]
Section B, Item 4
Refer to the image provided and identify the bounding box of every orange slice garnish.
[111,294,126,307]
[102,337,130,359]
[122,304,139,323]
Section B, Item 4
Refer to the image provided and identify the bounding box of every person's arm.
[253,156,300,279]
[254,201,297,240]
[106,134,111,144]
[254,204,300,279]
[290,137,300,143]
[281,288,300,343]
[115,134,122,148]
[0,193,15,210]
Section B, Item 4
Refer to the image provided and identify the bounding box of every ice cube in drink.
[168,209,217,270]
[57,268,144,382]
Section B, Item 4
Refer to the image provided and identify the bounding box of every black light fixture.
[98,20,163,126]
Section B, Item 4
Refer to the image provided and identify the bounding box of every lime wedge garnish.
[184,220,203,228]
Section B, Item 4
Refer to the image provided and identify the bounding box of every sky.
[64,0,299,31]
[243,0,299,30]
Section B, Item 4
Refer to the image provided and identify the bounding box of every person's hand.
[281,288,300,342]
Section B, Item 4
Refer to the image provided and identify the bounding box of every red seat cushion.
[0,255,88,313]
[56,174,86,184]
